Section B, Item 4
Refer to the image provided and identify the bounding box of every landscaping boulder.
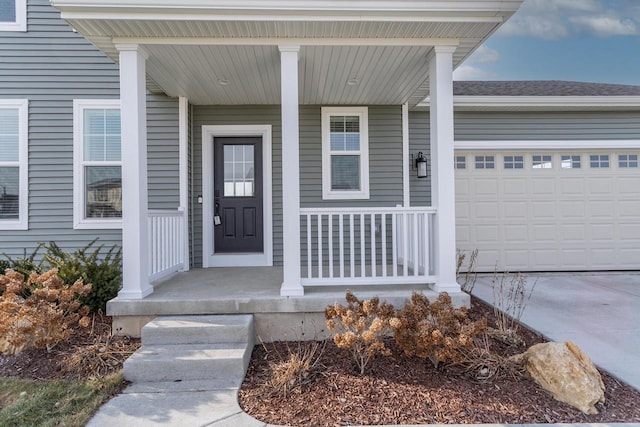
[511,341,605,414]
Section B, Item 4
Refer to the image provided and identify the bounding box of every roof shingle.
[453,80,640,96]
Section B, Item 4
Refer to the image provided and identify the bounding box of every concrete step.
[124,343,252,386]
[141,314,254,345]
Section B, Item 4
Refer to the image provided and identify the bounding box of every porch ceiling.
[52,0,523,106]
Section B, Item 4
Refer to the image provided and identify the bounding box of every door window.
[223,145,254,197]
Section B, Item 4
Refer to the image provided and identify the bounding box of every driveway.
[470,272,640,392]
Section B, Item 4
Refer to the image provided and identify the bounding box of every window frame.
[0,0,26,32]
[0,99,28,230]
[321,106,370,200]
[73,99,122,229]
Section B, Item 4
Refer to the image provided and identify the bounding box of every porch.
[109,266,470,338]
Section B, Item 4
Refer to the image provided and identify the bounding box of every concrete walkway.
[89,272,640,426]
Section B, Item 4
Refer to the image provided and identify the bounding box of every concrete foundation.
[109,267,470,339]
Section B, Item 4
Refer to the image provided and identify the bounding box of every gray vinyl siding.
[300,105,404,208]
[0,0,179,260]
[454,111,640,140]
[147,95,180,210]
[408,111,431,207]
[191,105,283,268]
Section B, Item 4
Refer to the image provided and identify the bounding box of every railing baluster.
[402,212,409,277]
[381,213,387,277]
[360,213,365,277]
[370,214,376,278]
[307,214,312,279]
[349,214,355,278]
[318,214,323,279]
[392,212,397,277]
[339,214,344,279]
[422,213,429,276]
[328,214,334,279]
[412,212,420,276]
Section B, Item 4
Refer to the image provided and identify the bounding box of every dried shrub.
[454,334,526,382]
[264,340,327,397]
[391,292,486,368]
[488,271,537,346]
[456,249,479,293]
[0,268,91,355]
[1,245,44,282]
[61,320,138,379]
[325,291,395,375]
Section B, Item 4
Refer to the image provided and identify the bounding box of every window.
[321,107,369,199]
[619,154,638,168]
[0,99,28,230]
[561,155,581,169]
[532,155,552,169]
[0,0,26,32]
[504,155,524,169]
[590,154,609,168]
[454,155,466,169]
[73,99,122,229]
[474,155,494,169]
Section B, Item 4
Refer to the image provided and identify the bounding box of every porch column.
[116,44,152,299]
[279,45,304,296]
[429,46,461,293]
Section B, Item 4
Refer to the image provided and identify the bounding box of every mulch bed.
[0,314,140,381]
[239,297,640,426]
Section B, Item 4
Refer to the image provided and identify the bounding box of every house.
[2,1,639,336]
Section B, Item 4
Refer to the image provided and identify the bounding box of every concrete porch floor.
[108,267,469,339]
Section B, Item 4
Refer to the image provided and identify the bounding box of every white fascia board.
[418,96,640,110]
[455,139,640,151]
[112,37,460,47]
[52,0,521,21]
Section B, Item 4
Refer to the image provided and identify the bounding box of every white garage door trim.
[455,147,640,272]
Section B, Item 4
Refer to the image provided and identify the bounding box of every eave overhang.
[416,96,640,111]
[50,0,523,105]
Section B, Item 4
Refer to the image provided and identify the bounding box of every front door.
[213,137,263,253]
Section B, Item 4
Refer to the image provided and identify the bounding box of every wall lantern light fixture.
[415,151,428,178]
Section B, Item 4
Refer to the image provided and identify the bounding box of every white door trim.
[202,124,273,267]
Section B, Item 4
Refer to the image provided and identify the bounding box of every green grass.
[0,372,123,427]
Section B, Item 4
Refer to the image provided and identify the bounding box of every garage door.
[455,150,640,272]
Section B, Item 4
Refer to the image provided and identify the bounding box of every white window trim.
[0,99,28,230]
[73,99,122,229]
[0,0,26,32]
[321,106,370,200]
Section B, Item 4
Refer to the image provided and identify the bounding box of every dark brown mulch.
[0,314,140,381]
[239,297,640,426]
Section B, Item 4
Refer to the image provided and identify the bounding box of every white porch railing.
[148,209,187,282]
[300,207,437,286]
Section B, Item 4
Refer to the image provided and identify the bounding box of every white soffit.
[51,0,523,105]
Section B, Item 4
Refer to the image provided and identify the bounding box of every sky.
[453,0,640,86]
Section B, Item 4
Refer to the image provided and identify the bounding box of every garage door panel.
[532,224,556,241]
[475,224,500,242]
[473,179,499,196]
[559,178,585,195]
[559,201,586,218]
[455,149,640,272]
[561,225,585,241]
[532,201,556,218]
[591,224,614,240]
[588,177,614,194]
[475,202,499,218]
[503,201,527,218]
[532,179,555,194]
[620,224,640,240]
[504,224,528,242]
[560,249,588,268]
[589,201,614,218]
[619,201,640,217]
[531,250,558,269]
[503,178,527,195]
[506,250,530,269]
